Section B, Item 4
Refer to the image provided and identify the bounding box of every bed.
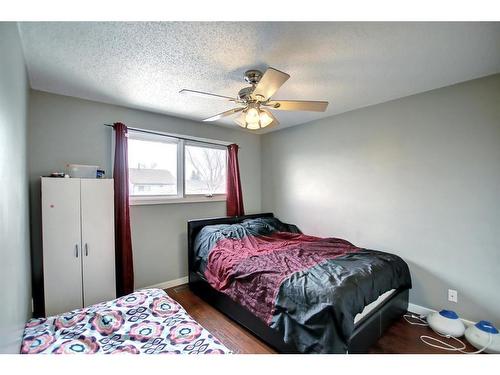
[188,213,412,354]
[21,288,230,354]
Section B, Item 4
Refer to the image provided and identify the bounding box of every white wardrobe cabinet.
[41,177,116,316]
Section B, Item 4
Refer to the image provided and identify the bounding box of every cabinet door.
[42,178,83,316]
[80,179,116,306]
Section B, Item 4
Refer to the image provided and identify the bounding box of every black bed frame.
[187,213,409,354]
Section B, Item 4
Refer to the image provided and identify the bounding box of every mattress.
[196,268,395,327]
[354,288,396,325]
[196,268,395,326]
[21,288,230,354]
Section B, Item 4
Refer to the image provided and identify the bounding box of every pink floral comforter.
[21,288,230,354]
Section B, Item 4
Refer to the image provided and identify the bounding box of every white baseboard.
[408,302,476,326]
[407,303,434,317]
[137,276,189,291]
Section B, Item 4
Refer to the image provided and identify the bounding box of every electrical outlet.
[448,289,458,303]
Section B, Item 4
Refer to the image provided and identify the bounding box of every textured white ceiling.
[18,22,500,133]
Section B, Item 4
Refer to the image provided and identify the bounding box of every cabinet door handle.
[85,243,89,256]
[75,244,79,258]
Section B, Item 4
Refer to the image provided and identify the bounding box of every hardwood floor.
[166,284,274,353]
[166,284,476,354]
[368,317,476,354]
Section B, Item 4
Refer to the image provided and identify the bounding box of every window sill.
[130,195,226,206]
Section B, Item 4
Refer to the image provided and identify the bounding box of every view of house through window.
[127,131,227,200]
[128,137,178,196]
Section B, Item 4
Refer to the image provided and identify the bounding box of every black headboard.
[187,213,274,281]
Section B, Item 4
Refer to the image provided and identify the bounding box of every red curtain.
[226,144,245,216]
[113,122,134,296]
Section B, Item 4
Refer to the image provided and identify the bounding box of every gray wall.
[0,23,32,352]
[28,90,261,314]
[262,74,500,325]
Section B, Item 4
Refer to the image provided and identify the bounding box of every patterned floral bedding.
[21,288,230,354]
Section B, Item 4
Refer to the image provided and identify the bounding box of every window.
[185,143,226,196]
[128,135,178,196]
[127,131,227,204]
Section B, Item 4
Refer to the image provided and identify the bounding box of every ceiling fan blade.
[265,100,328,112]
[179,89,235,101]
[202,107,244,122]
[252,67,290,101]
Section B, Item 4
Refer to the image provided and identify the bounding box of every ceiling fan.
[179,67,329,130]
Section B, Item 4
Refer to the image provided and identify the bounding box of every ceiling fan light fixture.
[245,107,260,123]
[235,113,247,128]
[258,110,273,128]
[246,120,261,130]
[234,106,274,130]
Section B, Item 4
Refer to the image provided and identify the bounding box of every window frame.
[126,130,228,206]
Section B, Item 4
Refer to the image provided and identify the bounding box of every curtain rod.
[104,124,236,148]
